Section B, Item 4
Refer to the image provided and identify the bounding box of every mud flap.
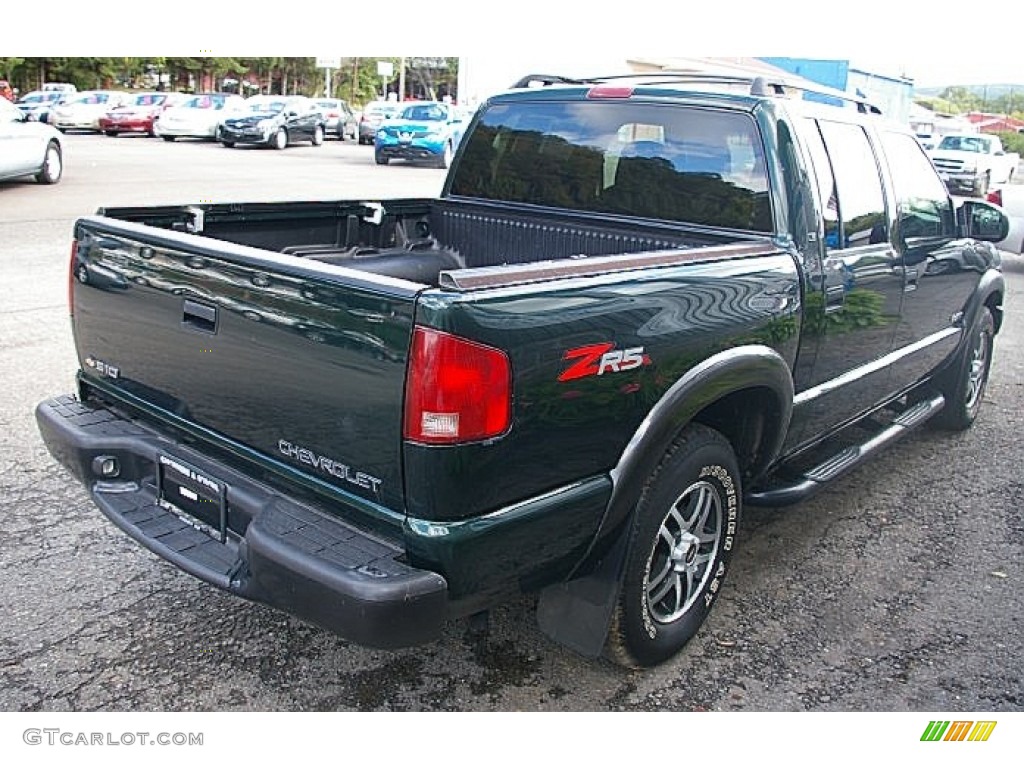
[535,524,630,658]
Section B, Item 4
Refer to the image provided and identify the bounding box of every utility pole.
[399,57,406,101]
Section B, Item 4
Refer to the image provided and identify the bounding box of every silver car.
[314,98,357,140]
[157,93,245,141]
[50,90,128,133]
[0,97,63,184]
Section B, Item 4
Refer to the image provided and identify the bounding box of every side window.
[879,131,955,240]
[817,120,889,249]
[800,118,840,249]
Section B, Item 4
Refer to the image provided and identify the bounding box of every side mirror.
[959,200,1010,242]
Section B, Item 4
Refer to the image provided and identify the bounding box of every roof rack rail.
[510,70,882,115]
[510,74,587,89]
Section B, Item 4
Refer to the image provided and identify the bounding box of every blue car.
[374,101,466,168]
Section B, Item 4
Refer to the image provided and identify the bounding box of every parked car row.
[10,89,365,149]
[3,87,475,186]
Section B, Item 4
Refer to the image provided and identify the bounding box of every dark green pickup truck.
[36,73,1010,668]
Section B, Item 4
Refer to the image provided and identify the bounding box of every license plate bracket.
[157,455,227,542]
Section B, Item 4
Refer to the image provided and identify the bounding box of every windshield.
[450,100,772,231]
[399,103,447,121]
[365,102,397,117]
[183,94,227,110]
[18,92,61,104]
[131,93,166,107]
[937,135,992,153]
[246,98,287,113]
[70,93,112,105]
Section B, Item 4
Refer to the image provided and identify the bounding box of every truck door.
[790,117,905,442]
[878,130,974,388]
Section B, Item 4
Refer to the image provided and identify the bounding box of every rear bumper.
[35,395,448,649]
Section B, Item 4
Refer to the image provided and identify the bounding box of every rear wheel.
[932,306,995,431]
[605,424,741,668]
[104,129,117,137]
[35,140,62,184]
[162,135,175,142]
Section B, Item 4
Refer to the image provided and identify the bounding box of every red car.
[99,92,184,137]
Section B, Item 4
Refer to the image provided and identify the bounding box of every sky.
[6,2,1021,89]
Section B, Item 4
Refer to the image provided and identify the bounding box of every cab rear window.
[450,100,772,232]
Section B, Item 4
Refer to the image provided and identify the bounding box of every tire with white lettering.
[605,424,741,669]
[932,306,994,431]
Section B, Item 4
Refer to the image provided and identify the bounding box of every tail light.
[68,239,78,316]
[586,86,635,99]
[404,327,511,445]
[986,189,1003,206]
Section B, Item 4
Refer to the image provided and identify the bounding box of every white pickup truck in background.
[929,133,1020,196]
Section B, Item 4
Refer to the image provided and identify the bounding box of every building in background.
[759,57,914,122]
[965,111,1024,133]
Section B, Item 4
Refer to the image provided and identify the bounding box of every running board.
[745,393,945,507]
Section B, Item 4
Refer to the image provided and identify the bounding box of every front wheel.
[932,306,995,431]
[35,140,63,184]
[374,150,389,165]
[311,124,324,146]
[162,135,175,142]
[271,128,288,150]
[438,141,454,169]
[977,171,990,197]
[605,424,741,668]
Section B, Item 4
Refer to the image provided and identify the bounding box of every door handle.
[182,299,217,333]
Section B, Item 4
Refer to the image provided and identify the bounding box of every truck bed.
[97,197,760,289]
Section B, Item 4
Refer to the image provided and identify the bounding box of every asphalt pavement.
[0,134,1021,713]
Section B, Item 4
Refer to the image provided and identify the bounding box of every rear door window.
[813,120,889,249]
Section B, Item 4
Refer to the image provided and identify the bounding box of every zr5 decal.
[558,343,652,382]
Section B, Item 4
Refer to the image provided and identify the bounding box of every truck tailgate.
[70,216,420,514]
